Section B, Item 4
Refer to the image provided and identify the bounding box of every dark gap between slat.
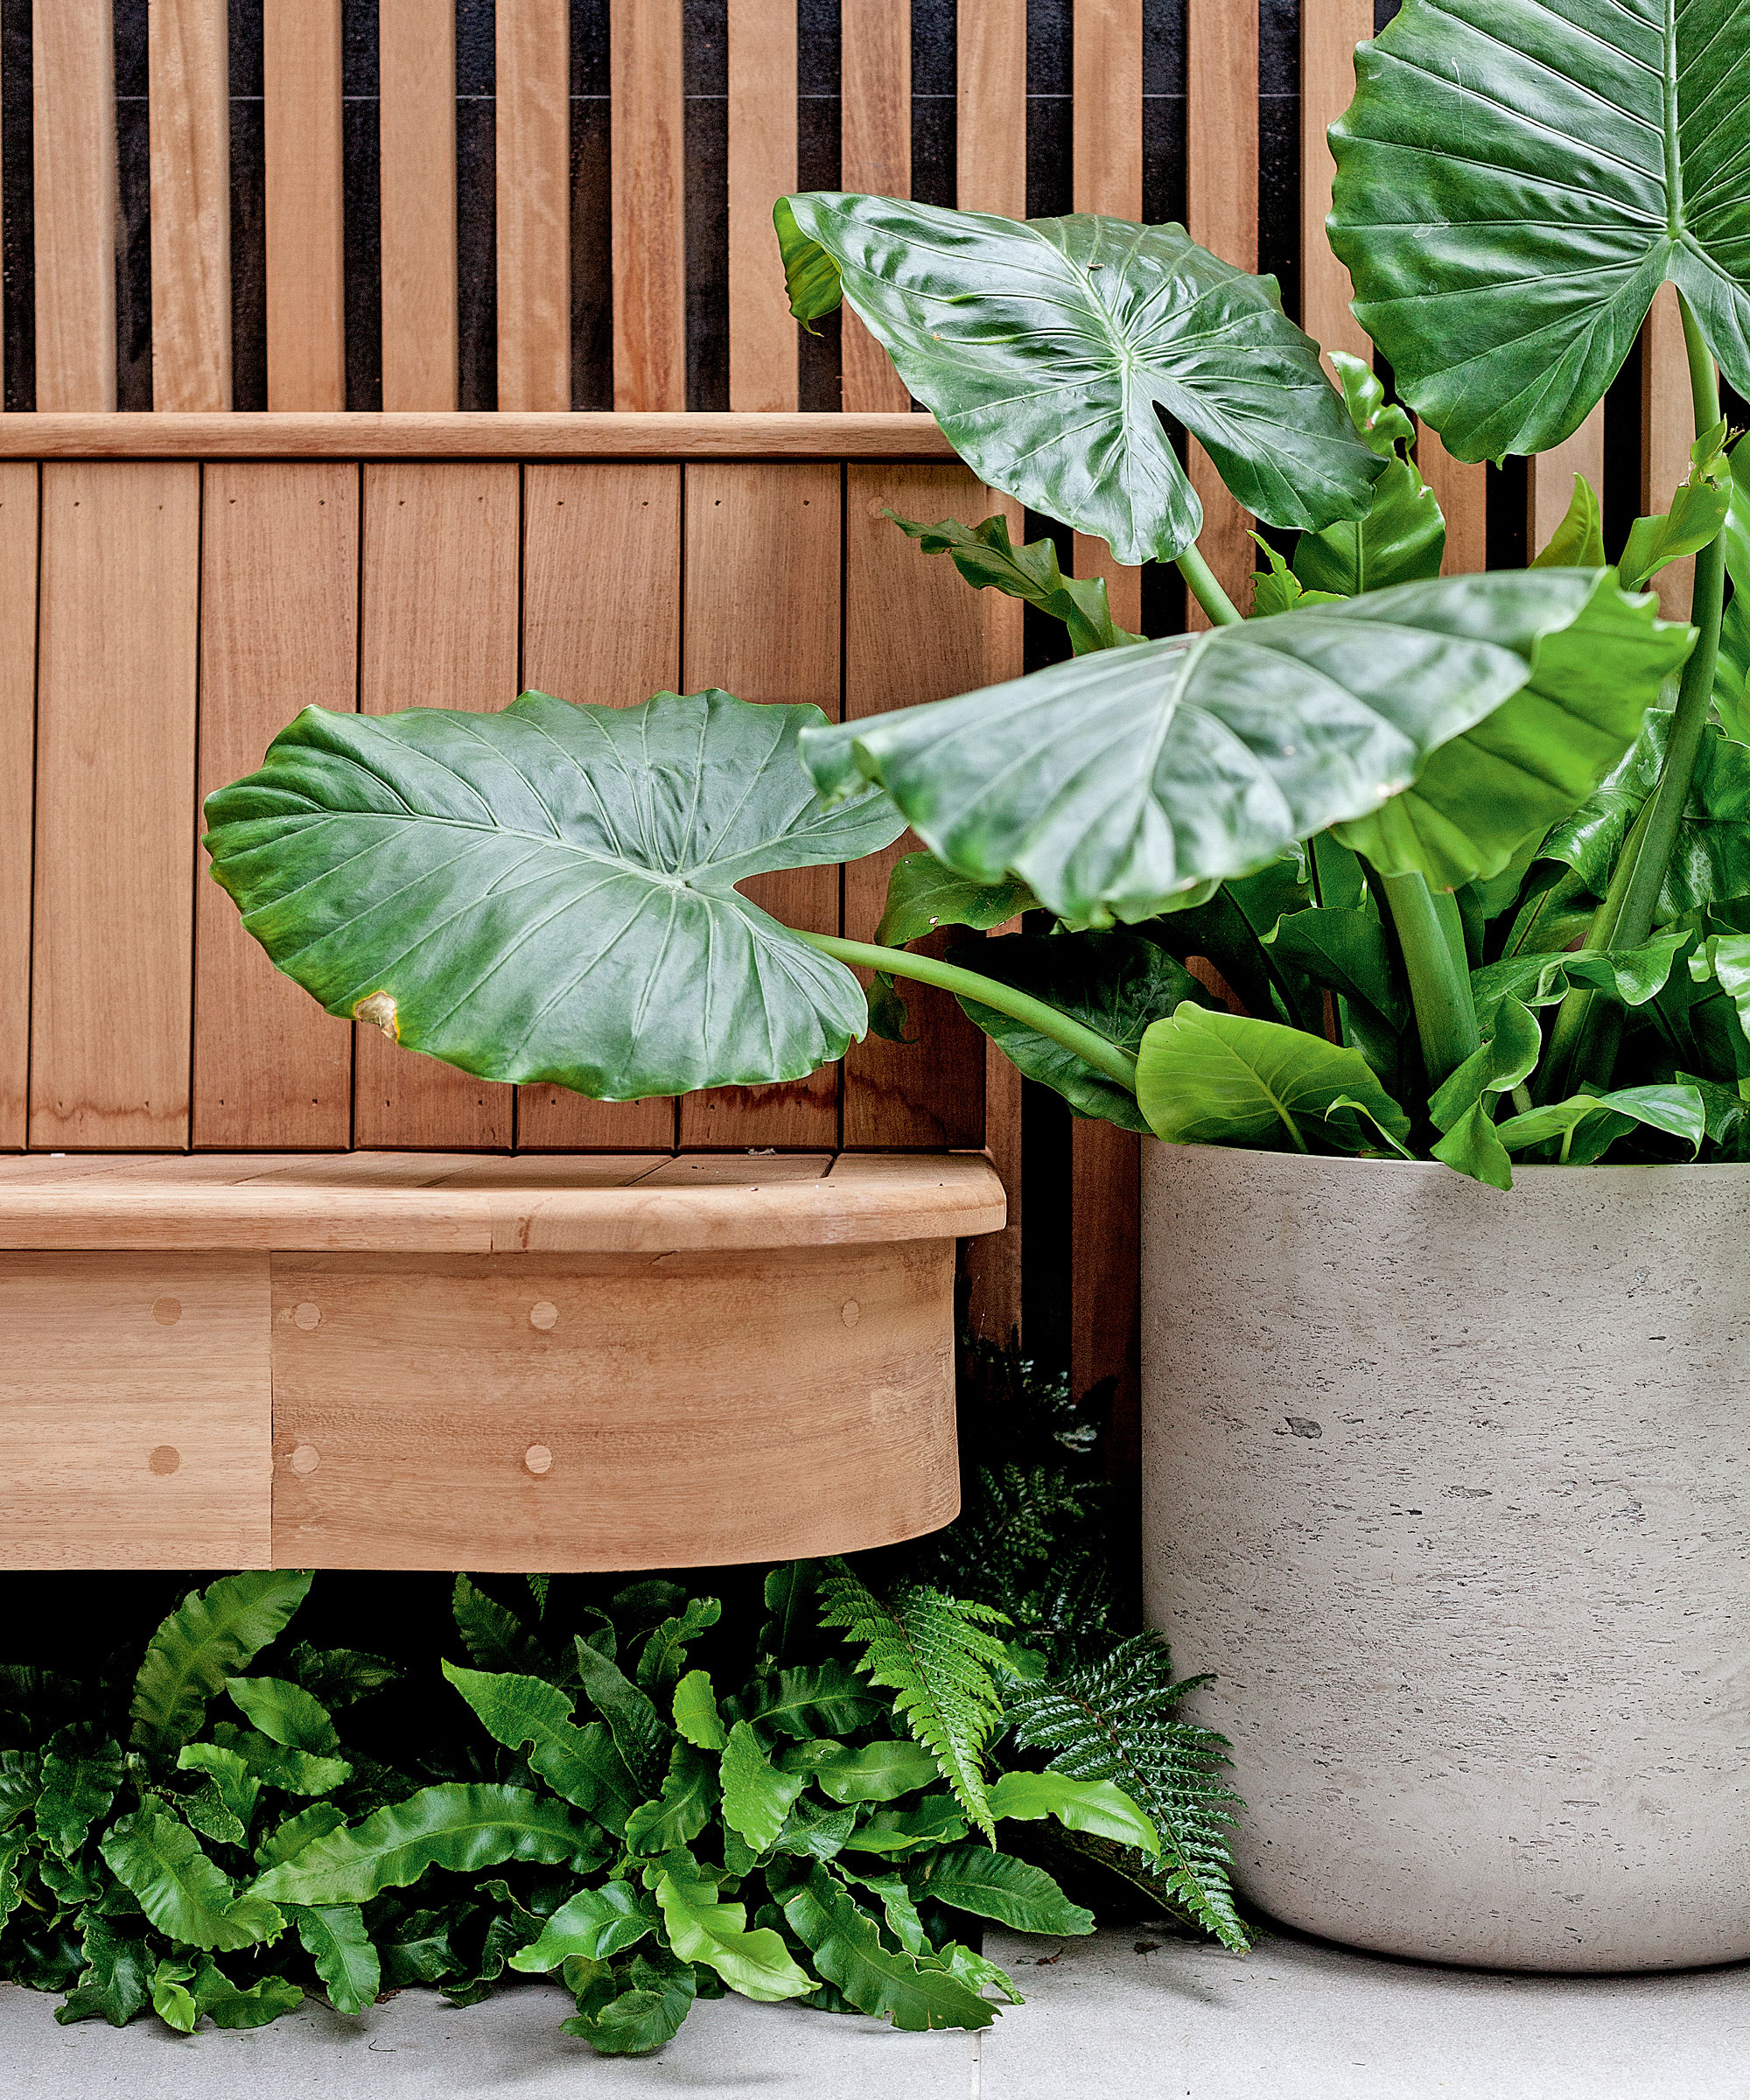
[684,0,729,412]
[797,0,841,410]
[229,0,267,410]
[571,0,611,409]
[1259,0,1298,326]
[457,0,497,410]
[3,0,34,410]
[911,0,956,212]
[115,0,152,410]
[342,0,382,410]
[1026,0,1072,220]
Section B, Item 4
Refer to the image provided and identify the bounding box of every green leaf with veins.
[442,1662,639,1830]
[804,572,1684,927]
[746,1662,884,1742]
[889,514,1142,654]
[779,1861,994,2031]
[1332,576,1691,889]
[869,850,1040,1041]
[251,1785,607,1906]
[1494,1084,1707,1162]
[1265,905,1407,1031]
[571,1640,673,1800]
[204,690,904,1101]
[649,1849,813,2002]
[1544,714,1750,922]
[717,1723,806,1853]
[948,930,1218,1133]
[1531,477,1606,570]
[915,1844,1094,1936]
[1469,929,1694,1032]
[1289,352,1446,597]
[1136,1005,1412,1155]
[1689,932,1750,1049]
[625,1740,718,1857]
[985,1769,1162,1855]
[34,1727,124,1860]
[1620,463,1731,595]
[290,1902,380,2016]
[510,1881,655,1972]
[1329,1,1750,461]
[1252,540,1345,617]
[130,1572,313,1761]
[100,1799,284,1952]
[225,1676,340,1754]
[55,1914,154,2030]
[671,1670,727,1753]
[776,192,1382,564]
[782,1739,940,1804]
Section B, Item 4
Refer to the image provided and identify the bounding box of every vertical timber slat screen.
[0,2,1692,1362]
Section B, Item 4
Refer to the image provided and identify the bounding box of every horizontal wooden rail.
[0,412,958,460]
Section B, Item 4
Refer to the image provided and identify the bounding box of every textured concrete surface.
[1141,1143,1750,1970]
[3,1927,1745,2098]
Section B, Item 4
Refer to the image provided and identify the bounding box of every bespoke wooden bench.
[0,1152,1004,1574]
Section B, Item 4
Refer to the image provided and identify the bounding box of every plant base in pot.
[1141,1139,1750,1973]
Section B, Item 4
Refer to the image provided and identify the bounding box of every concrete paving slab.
[0,1974,979,2098]
[981,1926,1750,2100]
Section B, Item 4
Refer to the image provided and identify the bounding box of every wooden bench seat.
[0,1152,1004,1574]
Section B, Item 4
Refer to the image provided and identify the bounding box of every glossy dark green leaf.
[778,193,1381,563]
[254,1801,346,1869]
[180,1774,249,1848]
[191,1956,304,2029]
[509,1881,655,1972]
[452,1574,551,1678]
[206,1724,350,1797]
[784,1739,940,1805]
[226,1676,340,1755]
[1689,932,1750,1047]
[650,1849,813,2002]
[1291,354,1445,596]
[101,1799,284,1952]
[572,1641,673,1800]
[1430,1102,1514,1192]
[889,514,1142,654]
[1428,997,1543,1136]
[805,572,1678,927]
[916,1844,1095,1936]
[54,1914,153,2029]
[717,1723,807,1853]
[1545,713,1750,920]
[1470,929,1693,1032]
[130,1572,313,1761]
[950,931,1216,1133]
[563,1945,697,2055]
[177,1743,262,1832]
[0,1751,40,1832]
[1495,1084,1706,1161]
[635,1598,721,1702]
[376,1905,468,1987]
[780,1862,994,2031]
[1136,1005,1412,1154]
[34,1727,124,1860]
[290,1902,380,2016]
[625,1741,718,1857]
[1264,906,1406,1031]
[1620,471,1731,594]
[1531,478,1606,570]
[284,1644,400,1710]
[1329,2,1750,460]
[251,1785,606,1906]
[836,1796,970,1858]
[747,1662,884,1742]
[671,1670,727,1753]
[871,851,1040,1040]
[1332,577,1691,888]
[443,1660,639,1830]
[205,690,904,1101]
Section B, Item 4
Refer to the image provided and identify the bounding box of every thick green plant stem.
[1377,870,1480,1088]
[1175,545,1243,627]
[1550,292,1724,1094]
[801,932,1141,1095]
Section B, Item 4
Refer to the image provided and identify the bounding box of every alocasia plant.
[204,0,1750,1188]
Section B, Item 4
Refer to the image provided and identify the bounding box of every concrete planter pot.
[1140,1142,1750,1973]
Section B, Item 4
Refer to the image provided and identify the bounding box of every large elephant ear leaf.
[802,570,1683,931]
[1329,1,1750,461]
[778,192,1382,564]
[205,690,905,1102]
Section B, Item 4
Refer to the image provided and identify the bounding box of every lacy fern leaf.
[1004,1632,1250,1951]
[818,1567,1009,1841]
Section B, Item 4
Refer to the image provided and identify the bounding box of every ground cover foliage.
[0,1353,1242,2049]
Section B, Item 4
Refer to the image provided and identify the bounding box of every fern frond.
[819,1565,1010,1841]
[1005,1632,1250,1951]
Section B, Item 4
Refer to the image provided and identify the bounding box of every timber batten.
[0,1152,1001,1571]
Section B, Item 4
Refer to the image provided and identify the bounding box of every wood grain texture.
[1529,404,1606,558]
[1073,0,1143,633]
[843,465,989,1151]
[727,0,798,411]
[263,0,345,410]
[32,0,117,410]
[148,0,232,411]
[518,463,682,1150]
[949,477,1026,1345]
[0,1253,271,1568]
[194,464,358,1150]
[1416,424,1488,576]
[497,0,570,411]
[1643,284,1699,620]
[956,0,1026,217]
[0,412,962,458]
[611,0,685,411]
[32,465,200,1149]
[1186,0,1257,624]
[0,466,35,1150]
[380,0,458,412]
[678,462,843,1147]
[840,0,912,413]
[270,1240,959,1570]
[355,464,521,1149]
[0,1149,1008,1250]
[1299,0,1373,366]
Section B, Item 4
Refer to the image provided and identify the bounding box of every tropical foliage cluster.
[202,0,1750,1189]
[0,1354,1244,2047]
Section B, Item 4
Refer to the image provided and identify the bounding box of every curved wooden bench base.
[0,1153,1004,1572]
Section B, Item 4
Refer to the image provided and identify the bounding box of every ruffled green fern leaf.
[1004,1632,1250,1952]
[818,1565,1010,1842]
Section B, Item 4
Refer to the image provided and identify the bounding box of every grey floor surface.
[1,1925,1744,2100]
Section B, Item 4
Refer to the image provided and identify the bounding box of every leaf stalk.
[1376,870,1480,1088]
[800,933,1141,1096]
[1174,545,1243,627]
